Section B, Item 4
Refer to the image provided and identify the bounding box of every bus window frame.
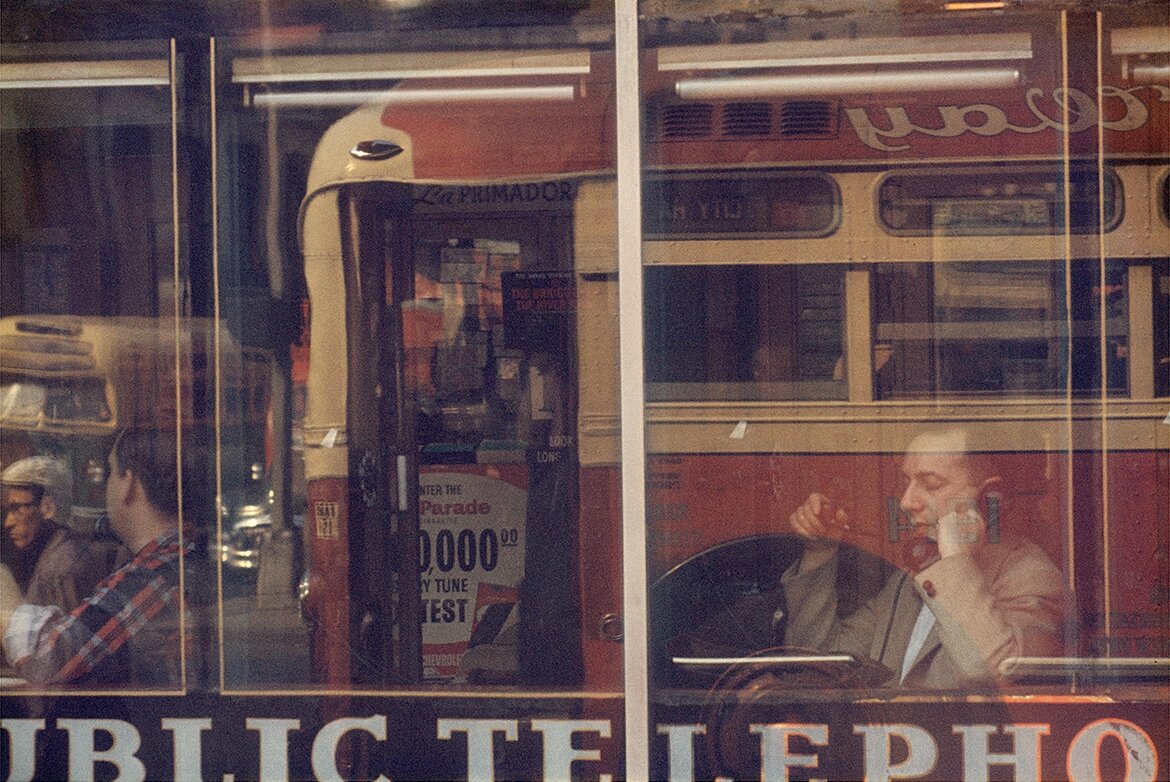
[875,162,1125,237]
[642,169,843,241]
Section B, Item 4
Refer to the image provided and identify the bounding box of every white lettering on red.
[845,85,1169,152]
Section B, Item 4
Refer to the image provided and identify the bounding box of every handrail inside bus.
[998,656,1170,682]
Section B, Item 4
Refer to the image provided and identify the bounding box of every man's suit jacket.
[781,535,1065,688]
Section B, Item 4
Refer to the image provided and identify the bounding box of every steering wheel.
[649,534,800,686]
[699,645,888,780]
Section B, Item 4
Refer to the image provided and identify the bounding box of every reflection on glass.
[0,39,190,701]
[0,317,222,691]
[218,20,618,704]
[644,172,840,239]
[878,164,1121,236]
[657,427,1067,687]
[0,84,174,319]
[645,265,846,401]
[874,261,1129,398]
[643,7,1167,781]
[401,232,576,684]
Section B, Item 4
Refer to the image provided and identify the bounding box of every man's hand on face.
[935,500,987,560]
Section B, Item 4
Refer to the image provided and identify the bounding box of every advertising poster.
[418,466,527,680]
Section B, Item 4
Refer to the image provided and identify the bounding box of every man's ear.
[110,468,137,507]
[38,495,57,522]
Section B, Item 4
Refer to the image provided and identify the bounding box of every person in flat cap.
[2,456,112,616]
[1,427,211,687]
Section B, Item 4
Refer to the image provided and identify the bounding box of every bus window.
[1160,171,1169,227]
[0,376,111,424]
[405,236,528,445]
[878,164,1122,236]
[645,264,846,401]
[873,261,1130,398]
[1157,262,1170,399]
[643,172,840,239]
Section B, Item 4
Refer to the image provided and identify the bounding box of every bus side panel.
[305,476,352,686]
[649,452,1072,559]
[578,465,625,782]
[649,450,1170,658]
[1103,449,1170,658]
[579,465,623,691]
[647,453,889,580]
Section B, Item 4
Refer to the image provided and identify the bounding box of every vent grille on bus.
[653,100,837,142]
[659,103,715,138]
[722,102,772,136]
[778,100,836,136]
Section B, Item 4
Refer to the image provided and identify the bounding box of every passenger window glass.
[645,264,847,401]
[879,164,1122,236]
[873,261,1129,398]
[644,172,840,238]
[1156,262,1170,399]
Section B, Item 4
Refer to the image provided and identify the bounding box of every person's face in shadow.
[2,486,48,551]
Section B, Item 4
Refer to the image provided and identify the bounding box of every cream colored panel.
[577,275,621,467]
[575,178,618,274]
[1112,164,1170,258]
[645,400,1168,453]
[304,442,350,481]
[301,188,348,481]
[301,104,414,196]
[845,269,873,403]
[1127,265,1156,400]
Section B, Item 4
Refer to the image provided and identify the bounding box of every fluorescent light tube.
[1131,63,1169,84]
[0,59,169,89]
[252,84,576,109]
[658,33,1031,71]
[944,2,1007,9]
[1111,27,1170,55]
[676,66,1020,99]
[233,50,590,84]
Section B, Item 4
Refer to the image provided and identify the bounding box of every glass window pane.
[645,264,846,401]
[215,16,623,776]
[0,40,203,701]
[878,164,1122,236]
[644,172,840,238]
[641,6,1168,781]
[872,260,1130,398]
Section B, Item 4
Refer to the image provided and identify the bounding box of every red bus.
[286,9,1168,779]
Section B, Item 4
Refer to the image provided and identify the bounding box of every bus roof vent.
[777,100,837,136]
[722,102,772,137]
[659,103,715,138]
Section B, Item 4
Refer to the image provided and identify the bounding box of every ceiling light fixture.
[1130,63,1170,84]
[251,84,576,109]
[658,33,1031,72]
[944,2,1007,10]
[233,50,590,84]
[1111,26,1170,55]
[0,59,169,89]
[675,66,1021,100]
